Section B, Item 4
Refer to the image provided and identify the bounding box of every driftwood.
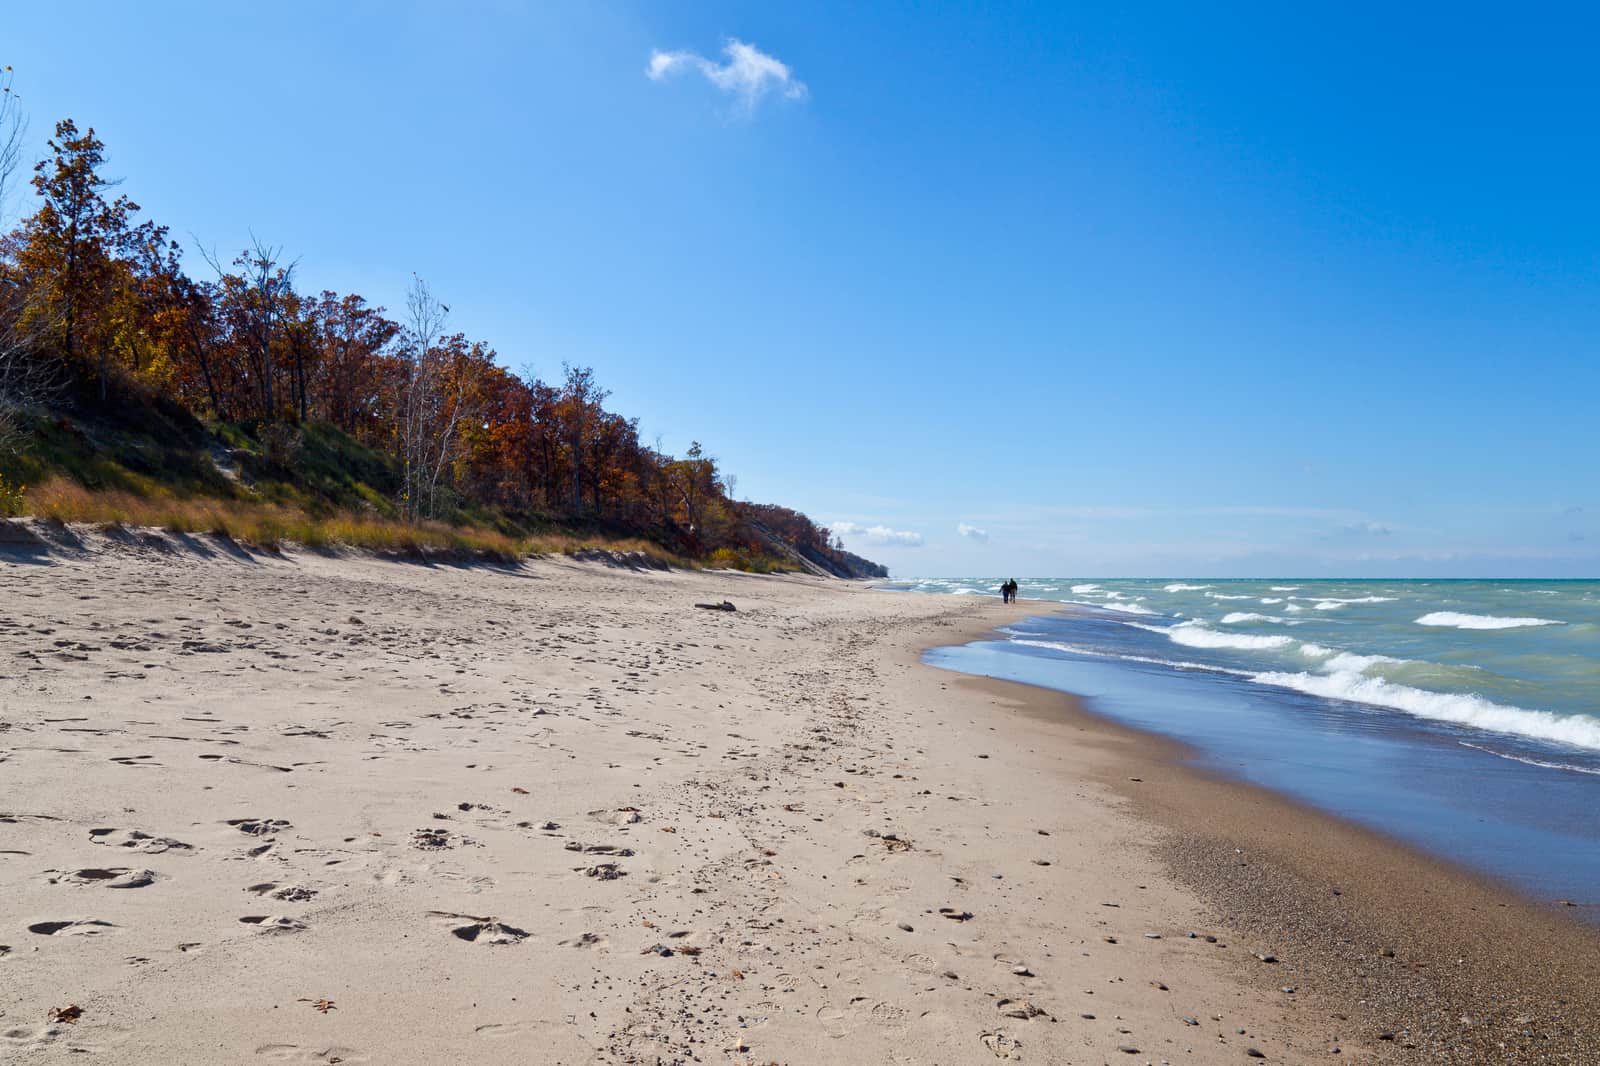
[694,601,737,612]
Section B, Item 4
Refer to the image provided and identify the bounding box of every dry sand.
[2,527,1597,1064]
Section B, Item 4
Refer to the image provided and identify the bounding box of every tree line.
[0,99,855,568]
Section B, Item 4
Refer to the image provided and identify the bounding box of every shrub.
[0,472,25,517]
[260,423,305,473]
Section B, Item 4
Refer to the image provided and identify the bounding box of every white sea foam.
[1078,600,1156,616]
[1259,597,1283,604]
[1458,742,1600,776]
[1284,603,1305,612]
[1010,639,1254,678]
[1220,612,1284,625]
[1415,611,1563,630]
[1206,592,1252,600]
[1314,596,1397,605]
[1271,586,1300,591]
[1164,583,1210,592]
[1128,621,1293,651]
[1071,583,1101,593]
[1252,668,1600,750]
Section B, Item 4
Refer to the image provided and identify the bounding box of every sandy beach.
[3,530,1599,1064]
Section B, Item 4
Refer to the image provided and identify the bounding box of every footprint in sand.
[247,882,318,902]
[239,915,308,934]
[980,1030,1024,1059]
[814,1004,861,1039]
[28,919,119,937]
[579,862,626,880]
[227,818,292,836]
[427,911,530,945]
[89,828,193,854]
[254,1044,369,1063]
[588,807,643,826]
[562,842,635,857]
[46,868,159,889]
[870,1002,910,1027]
[557,931,608,949]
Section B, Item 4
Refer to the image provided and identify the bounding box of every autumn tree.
[16,120,162,402]
[307,291,397,436]
[555,363,607,518]
[0,66,48,451]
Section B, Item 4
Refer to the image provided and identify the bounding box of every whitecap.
[1206,592,1253,600]
[1010,639,1255,678]
[1221,612,1285,625]
[1071,583,1101,593]
[1252,668,1600,751]
[1415,611,1563,630]
[1077,600,1156,616]
[1314,596,1397,605]
[1271,586,1300,591]
[1164,583,1211,592]
[1127,621,1293,651]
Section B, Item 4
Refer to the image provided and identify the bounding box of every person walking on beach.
[998,580,1009,603]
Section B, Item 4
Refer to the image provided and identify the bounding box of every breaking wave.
[1416,611,1563,630]
[1128,621,1294,651]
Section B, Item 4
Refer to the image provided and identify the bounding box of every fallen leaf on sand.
[48,1004,82,1024]
[299,998,338,1013]
[511,787,529,795]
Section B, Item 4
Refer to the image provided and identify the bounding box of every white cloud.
[647,39,807,112]
[957,523,989,543]
[833,521,922,547]
[1340,521,1393,537]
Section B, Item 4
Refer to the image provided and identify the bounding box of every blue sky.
[6,2,1598,576]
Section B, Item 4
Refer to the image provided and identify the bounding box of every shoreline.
[925,600,1600,1063]
[4,543,1595,1063]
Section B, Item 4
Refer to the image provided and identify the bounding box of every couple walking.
[999,578,1019,603]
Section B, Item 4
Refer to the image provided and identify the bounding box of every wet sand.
[951,673,1600,1064]
[1,526,1595,1063]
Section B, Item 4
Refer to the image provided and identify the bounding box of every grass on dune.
[18,478,692,567]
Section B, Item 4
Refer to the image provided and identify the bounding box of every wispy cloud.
[833,521,923,547]
[956,523,989,543]
[1339,520,1393,537]
[647,39,807,113]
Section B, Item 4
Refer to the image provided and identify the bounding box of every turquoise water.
[902,578,1600,906]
